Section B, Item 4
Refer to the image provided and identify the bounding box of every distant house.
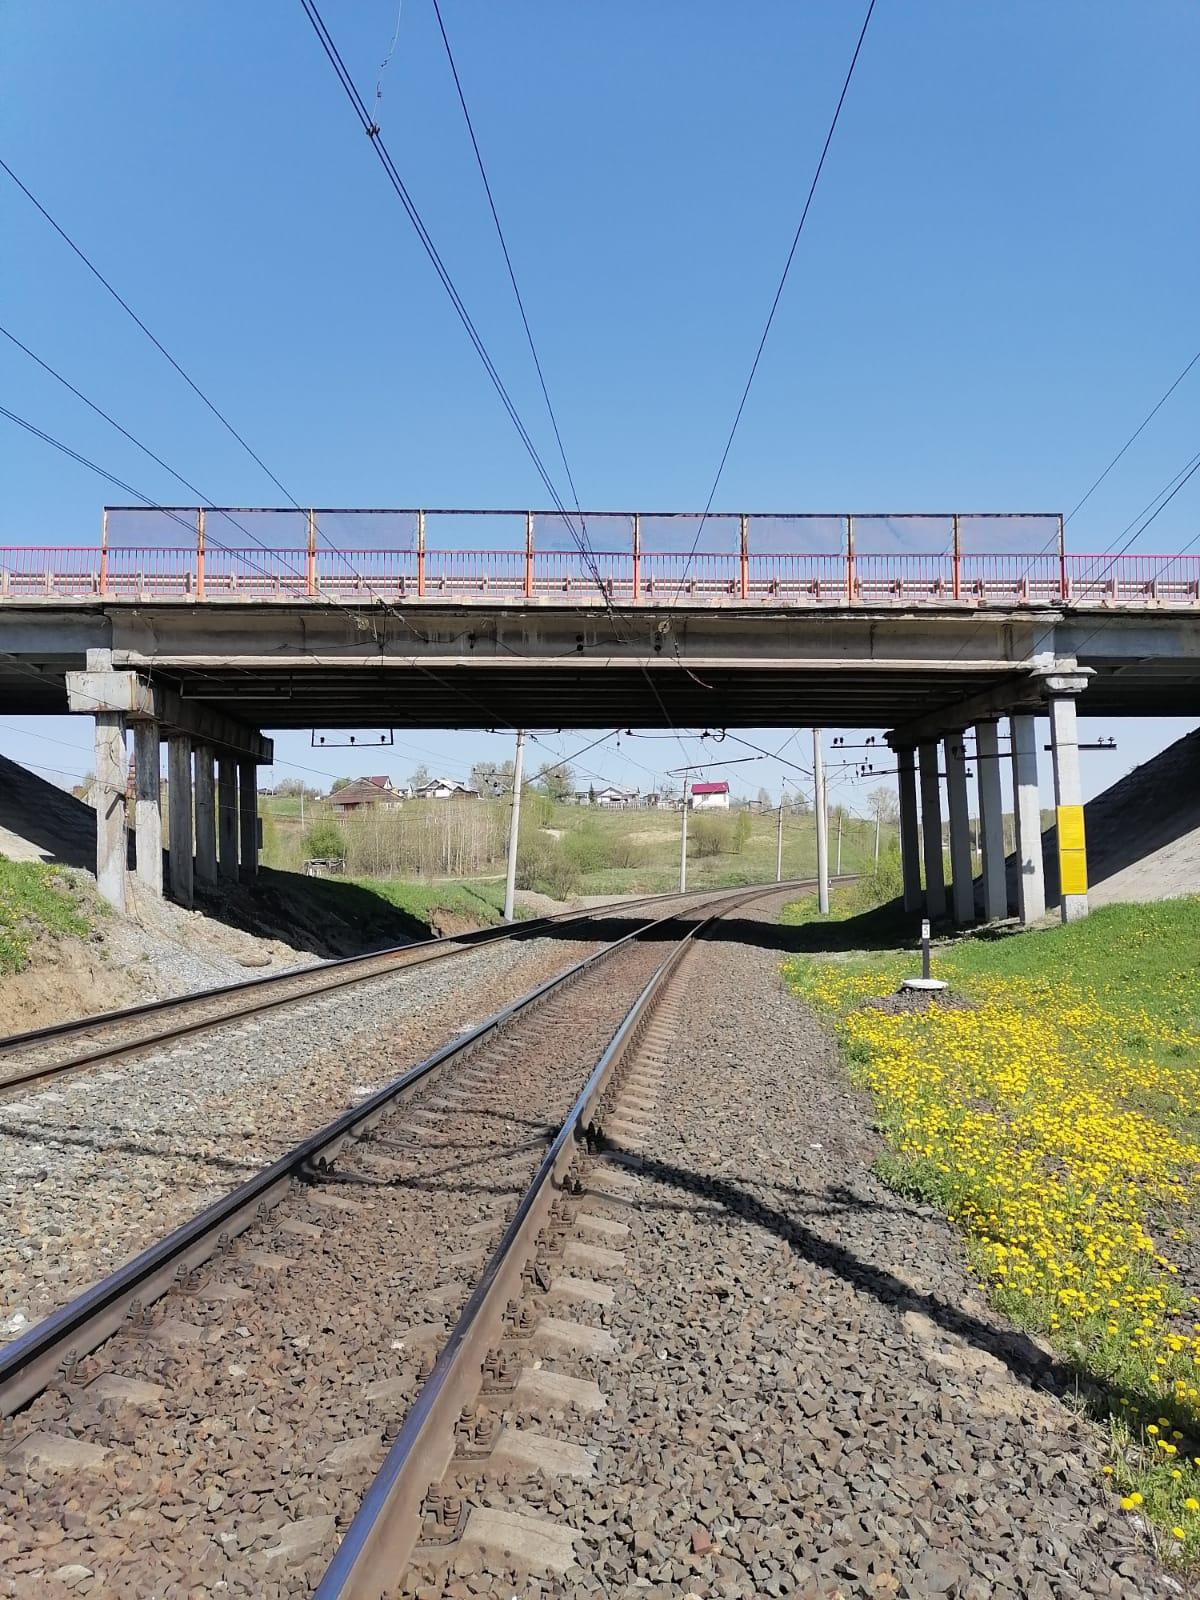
[643,791,662,808]
[330,775,405,813]
[689,780,730,811]
[415,777,479,800]
[594,785,638,809]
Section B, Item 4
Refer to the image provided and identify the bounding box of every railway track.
[0,880,803,1598]
[0,884,761,1100]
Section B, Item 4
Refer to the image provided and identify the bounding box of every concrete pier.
[944,734,974,926]
[132,722,162,897]
[166,734,194,907]
[194,745,218,889]
[238,759,258,881]
[1048,687,1089,922]
[974,720,1007,921]
[897,746,922,914]
[94,712,127,912]
[217,756,238,884]
[918,741,946,919]
[1010,714,1046,925]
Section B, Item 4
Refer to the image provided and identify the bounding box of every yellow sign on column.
[1057,804,1088,894]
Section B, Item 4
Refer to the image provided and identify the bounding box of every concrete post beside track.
[194,745,218,889]
[1048,692,1089,923]
[896,745,922,914]
[503,729,526,921]
[217,756,239,885]
[1010,713,1046,924]
[813,729,829,914]
[166,734,194,908]
[238,759,259,882]
[94,712,127,913]
[974,720,1007,921]
[944,733,974,926]
[132,721,163,898]
[918,741,946,919]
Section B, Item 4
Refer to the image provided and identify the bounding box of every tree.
[330,777,353,793]
[472,759,515,796]
[303,819,346,861]
[535,761,574,802]
[866,785,899,825]
[274,776,319,799]
[410,764,429,792]
[757,786,772,809]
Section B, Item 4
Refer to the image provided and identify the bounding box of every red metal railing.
[4,515,1200,609]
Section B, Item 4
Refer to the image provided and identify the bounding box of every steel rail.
[314,881,784,1599]
[0,881,784,1099]
[0,881,808,1419]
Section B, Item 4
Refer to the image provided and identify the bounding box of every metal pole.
[679,781,689,893]
[776,796,784,883]
[503,729,526,921]
[836,814,843,876]
[874,813,881,865]
[813,730,829,913]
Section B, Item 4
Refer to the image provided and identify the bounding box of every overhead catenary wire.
[670,0,878,602]
[312,0,694,765]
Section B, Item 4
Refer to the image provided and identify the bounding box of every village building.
[689,780,730,811]
[329,775,406,814]
[414,777,480,800]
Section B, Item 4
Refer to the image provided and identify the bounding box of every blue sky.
[2,1,1198,817]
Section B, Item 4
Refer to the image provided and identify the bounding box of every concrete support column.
[194,745,218,888]
[94,712,127,912]
[1010,714,1046,924]
[944,734,974,926]
[1048,694,1089,922]
[132,722,163,897]
[918,741,946,919]
[167,734,194,908]
[896,746,922,914]
[217,756,239,884]
[238,760,259,882]
[975,720,1007,921]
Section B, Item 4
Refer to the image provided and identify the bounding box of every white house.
[689,780,730,811]
[594,785,638,809]
[414,777,479,800]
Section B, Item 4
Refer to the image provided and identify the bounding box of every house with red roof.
[689,780,730,811]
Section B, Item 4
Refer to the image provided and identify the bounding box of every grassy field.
[260,791,894,900]
[0,859,94,972]
[784,894,1200,1556]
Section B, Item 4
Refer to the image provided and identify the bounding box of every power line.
[301,0,692,763]
[1066,345,1200,525]
[430,0,585,538]
[671,0,878,600]
[0,157,296,505]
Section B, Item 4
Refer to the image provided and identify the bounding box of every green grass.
[783,893,1200,1559]
[263,791,895,899]
[348,876,517,928]
[0,858,93,973]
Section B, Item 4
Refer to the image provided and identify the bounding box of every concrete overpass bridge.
[2,506,1198,928]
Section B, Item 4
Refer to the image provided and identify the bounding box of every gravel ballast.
[0,929,600,1334]
[412,900,1178,1599]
